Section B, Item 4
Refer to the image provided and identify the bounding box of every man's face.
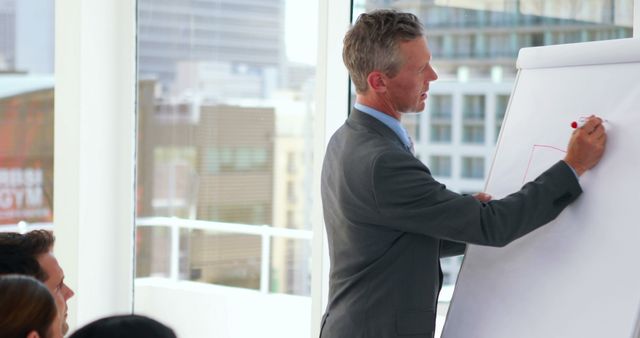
[46,309,65,338]
[384,36,438,114]
[38,252,74,335]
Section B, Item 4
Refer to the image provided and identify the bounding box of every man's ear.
[367,71,387,93]
[26,331,40,338]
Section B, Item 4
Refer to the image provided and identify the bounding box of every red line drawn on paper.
[523,144,567,185]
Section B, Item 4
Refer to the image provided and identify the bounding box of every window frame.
[55,0,136,328]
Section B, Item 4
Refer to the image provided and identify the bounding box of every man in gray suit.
[320,9,606,338]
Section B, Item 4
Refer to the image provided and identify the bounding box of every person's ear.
[26,331,41,338]
[367,71,387,93]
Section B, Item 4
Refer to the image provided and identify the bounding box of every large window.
[429,155,452,177]
[0,0,54,231]
[462,95,486,144]
[428,94,452,143]
[461,156,485,179]
[134,1,318,337]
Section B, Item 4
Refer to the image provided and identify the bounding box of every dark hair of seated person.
[0,274,58,338]
[69,314,177,338]
[0,230,55,281]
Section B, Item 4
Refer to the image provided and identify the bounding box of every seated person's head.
[69,314,177,338]
[0,274,62,338]
[0,230,74,335]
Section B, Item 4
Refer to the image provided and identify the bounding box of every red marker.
[571,116,608,129]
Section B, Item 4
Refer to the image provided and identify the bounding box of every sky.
[284,0,318,65]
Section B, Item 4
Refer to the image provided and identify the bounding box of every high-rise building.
[0,0,54,73]
[0,0,15,70]
[137,0,285,95]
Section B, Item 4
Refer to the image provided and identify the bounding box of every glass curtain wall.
[0,0,54,232]
[133,1,319,337]
[351,0,633,336]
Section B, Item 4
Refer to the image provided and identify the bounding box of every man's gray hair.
[343,9,425,94]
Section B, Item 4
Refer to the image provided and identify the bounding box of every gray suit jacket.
[320,108,582,337]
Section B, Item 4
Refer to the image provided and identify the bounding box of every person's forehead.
[399,37,431,62]
[37,252,64,282]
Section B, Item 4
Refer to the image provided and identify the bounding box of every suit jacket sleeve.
[370,150,582,247]
[440,240,466,257]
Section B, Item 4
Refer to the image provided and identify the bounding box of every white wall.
[135,279,311,338]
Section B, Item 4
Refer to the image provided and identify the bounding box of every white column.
[635,0,640,37]
[55,0,136,330]
[311,0,351,336]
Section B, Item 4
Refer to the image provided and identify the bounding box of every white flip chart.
[442,38,640,338]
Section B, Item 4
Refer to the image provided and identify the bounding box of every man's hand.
[473,192,492,203]
[564,115,607,176]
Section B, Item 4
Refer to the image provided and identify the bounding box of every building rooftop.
[0,74,54,99]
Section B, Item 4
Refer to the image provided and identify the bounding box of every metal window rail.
[135,217,313,293]
[1,218,313,294]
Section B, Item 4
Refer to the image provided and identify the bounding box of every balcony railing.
[1,218,313,295]
[136,217,312,294]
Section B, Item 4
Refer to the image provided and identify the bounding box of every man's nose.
[63,284,75,300]
[428,66,438,81]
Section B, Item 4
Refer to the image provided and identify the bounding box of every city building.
[0,0,54,73]
[271,88,316,295]
[137,0,285,94]
[0,75,54,224]
[136,79,276,288]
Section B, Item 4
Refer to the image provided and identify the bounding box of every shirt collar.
[354,102,412,149]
